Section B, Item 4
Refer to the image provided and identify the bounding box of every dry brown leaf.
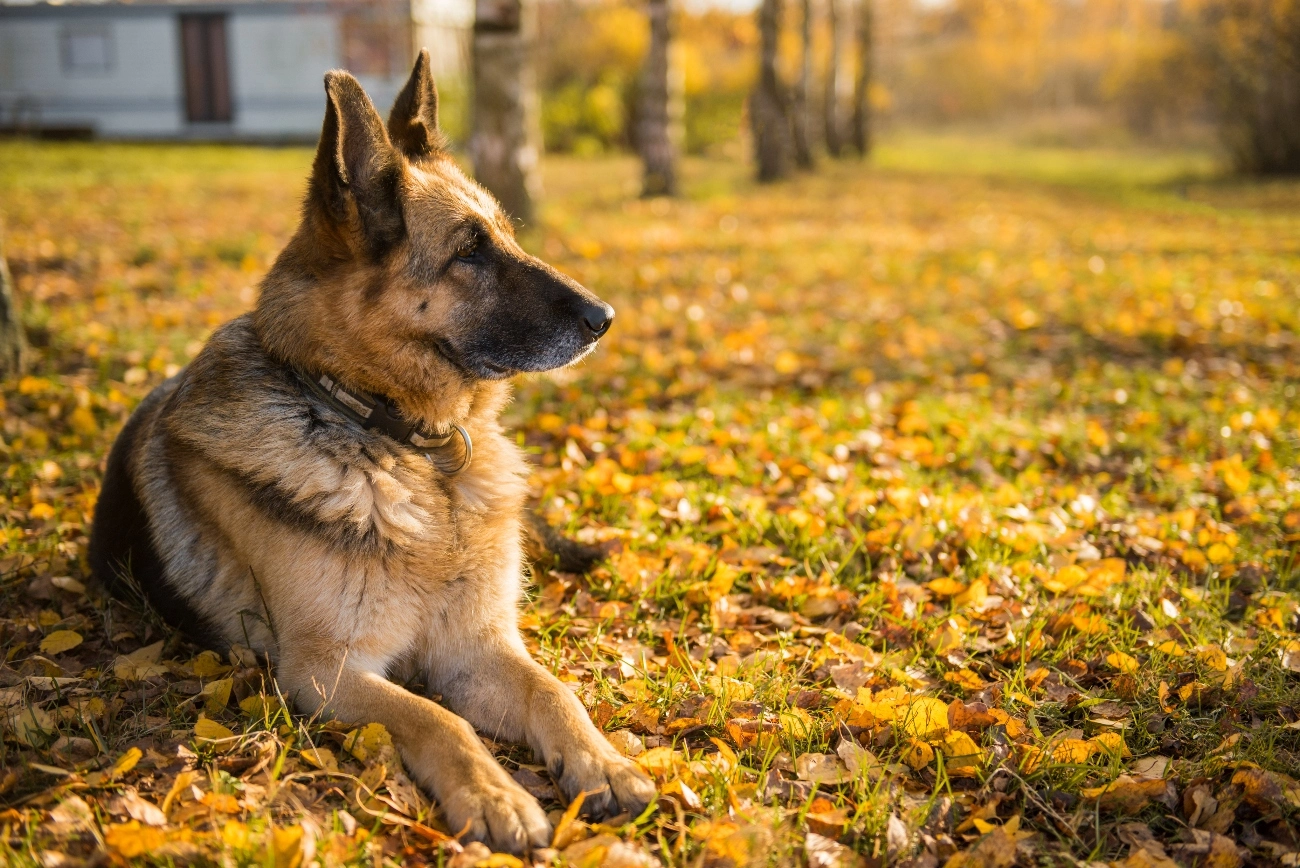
[806,831,863,868]
[1081,775,1169,813]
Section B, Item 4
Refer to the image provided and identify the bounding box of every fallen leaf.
[806,831,863,868]
[300,747,337,772]
[39,630,83,656]
[1081,775,1170,813]
[795,752,852,784]
[898,697,950,740]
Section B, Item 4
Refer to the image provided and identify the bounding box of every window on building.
[61,24,114,75]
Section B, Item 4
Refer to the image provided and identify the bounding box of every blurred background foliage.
[532,0,1299,173]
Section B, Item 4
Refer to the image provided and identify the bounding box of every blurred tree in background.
[472,0,542,222]
[522,0,1299,177]
[752,0,795,180]
[1185,0,1300,174]
[636,0,682,195]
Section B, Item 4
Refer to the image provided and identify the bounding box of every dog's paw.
[553,748,657,820]
[439,770,551,854]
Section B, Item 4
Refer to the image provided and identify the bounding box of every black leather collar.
[295,369,472,474]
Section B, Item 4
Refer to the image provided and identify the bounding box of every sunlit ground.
[2,133,1299,866]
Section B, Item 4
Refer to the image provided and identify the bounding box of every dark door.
[179,14,232,123]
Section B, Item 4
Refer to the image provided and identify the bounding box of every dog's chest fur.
[129,316,529,665]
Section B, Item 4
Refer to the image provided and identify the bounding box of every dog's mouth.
[426,332,603,382]
[426,337,517,381]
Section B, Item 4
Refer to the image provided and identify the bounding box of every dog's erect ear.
[388,49,446,161]
[309,70,405,259]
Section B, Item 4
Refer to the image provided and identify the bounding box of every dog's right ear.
[309,71,405,260]
[388,48,446,161]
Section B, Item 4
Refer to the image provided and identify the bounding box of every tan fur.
[90,52,650,854]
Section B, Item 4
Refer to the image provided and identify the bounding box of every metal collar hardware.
[295,369,472,475]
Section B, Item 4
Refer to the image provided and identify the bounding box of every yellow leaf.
[479,856,524,868]
[28,503,56,521]
[67,405,98,437]
[39,630,83,656]
[774,350,800,375]
[1106,651,1139,674]
[114,641,167,681]
[194,716,236,745]
[898,697,950,740]
[1155,641,1186,657]
[105,821,167,859]
[901,739,934,770]
[944,669,989,690]
[300,747,337,772]
[1197,645,1228,672]
[926,577,967,598]
[929,619,965,654]
[201,678,233,714]
[109,747,142,779]
[552,790,589,850]
[1206,542,1233,565]
[191,650,231,678]
[1042,564,1087,594]
[1088,732,1131,758]
[940,730,984,771]
[1081,775,1169,813]
[162,770,198,816]
[637,746,679,778]
[343,722,393,761]
[779,706,814,739]
[1051,738,1092,764]
[271,824,304,868]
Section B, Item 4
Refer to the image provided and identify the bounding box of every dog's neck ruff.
[295,368,472,475]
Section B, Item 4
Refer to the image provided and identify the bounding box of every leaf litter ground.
[1,139,1299,867]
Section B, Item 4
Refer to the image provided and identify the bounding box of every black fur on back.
[89,401,222,648]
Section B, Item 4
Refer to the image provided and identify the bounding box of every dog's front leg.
[276,645,550,853]
[436,632,657,819]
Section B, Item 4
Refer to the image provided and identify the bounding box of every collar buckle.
[297,369,473,475]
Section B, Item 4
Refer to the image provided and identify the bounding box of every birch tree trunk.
[850,0,872,158]
[0,240,24,378]
[824,0,845,158]
[638,0,679,196]
[791,0,815,169]
[471,0,541,224]
[752,0,793,182]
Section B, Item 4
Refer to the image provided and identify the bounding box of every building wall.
[0,2,459,141]
[0,13,184,136]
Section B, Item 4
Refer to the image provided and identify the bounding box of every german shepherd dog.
[89,51,655,853]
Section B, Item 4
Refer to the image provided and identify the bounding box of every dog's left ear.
[388,49,446,161]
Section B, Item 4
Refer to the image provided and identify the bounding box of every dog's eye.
[455,236,479,260]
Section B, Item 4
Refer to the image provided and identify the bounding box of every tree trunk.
[791,0,814,169]
[471,0,541,224]
[824,0,845,157]
[850,0,872,158]
[0,240,24,379]
[752,0,793,182]
[638,0,680,197]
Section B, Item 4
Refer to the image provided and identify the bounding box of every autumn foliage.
[1,139,1299,866]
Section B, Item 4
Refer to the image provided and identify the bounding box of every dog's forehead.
[405,162,507,236]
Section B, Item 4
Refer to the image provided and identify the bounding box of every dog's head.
[256,51,612,424]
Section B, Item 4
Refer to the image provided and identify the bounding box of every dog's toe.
[441,773,551,854]
[560,750,657,820]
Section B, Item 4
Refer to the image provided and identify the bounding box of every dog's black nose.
[581,301,614,338]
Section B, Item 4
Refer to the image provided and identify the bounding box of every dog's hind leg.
[275,642,550,854]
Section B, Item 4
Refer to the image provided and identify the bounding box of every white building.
[0,0,471,141]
